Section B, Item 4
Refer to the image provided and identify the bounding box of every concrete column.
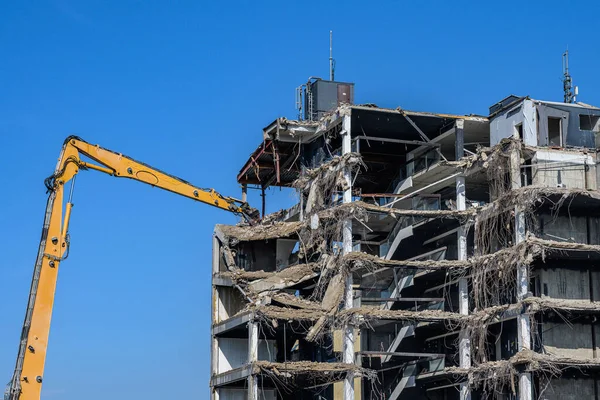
[212,234,221,276]
[510,146,533,400]
[210,235,220,400]
[248,320,259,400]
[241,183,247,203]
[342,114,355,400]
[455,120,471,400]
[211,333,219,400]
[455,120,464,161]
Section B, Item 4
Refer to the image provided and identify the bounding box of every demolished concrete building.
[210,88,600,399]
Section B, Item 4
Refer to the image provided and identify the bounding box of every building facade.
[210,91,600,400]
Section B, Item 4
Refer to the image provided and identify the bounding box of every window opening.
[548,117,562,147]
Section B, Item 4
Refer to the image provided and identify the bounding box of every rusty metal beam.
[263,149,300,189]
[237,140,273,181]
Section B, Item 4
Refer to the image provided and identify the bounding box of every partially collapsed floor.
[211,98,600,399]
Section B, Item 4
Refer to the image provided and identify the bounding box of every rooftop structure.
[210,88,600,400]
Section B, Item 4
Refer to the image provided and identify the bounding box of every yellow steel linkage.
[6,136,258,400]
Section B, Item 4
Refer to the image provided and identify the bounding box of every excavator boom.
[6,136,258,400]
[56,136,259,219]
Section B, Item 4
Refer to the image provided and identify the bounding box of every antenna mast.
[329,30,335,81]
[563,50,575,103]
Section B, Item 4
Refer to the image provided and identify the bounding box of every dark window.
[515,123,523,140]
[507,106,521,118]
[579,114,600,132]
[522,158,532,186]
[548,117,562,146]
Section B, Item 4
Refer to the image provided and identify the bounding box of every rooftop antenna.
[329,30,335,81]
[563,49,576,103]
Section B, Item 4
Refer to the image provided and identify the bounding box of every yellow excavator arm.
[6,136,258,400]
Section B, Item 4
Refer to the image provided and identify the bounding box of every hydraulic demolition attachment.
[5,136,259,400]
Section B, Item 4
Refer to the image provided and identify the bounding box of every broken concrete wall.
[538,268,592,300]
[538,214,600,246]
[532,149,596,190]
[246,262,319,293]
[542,378,597,400]
[542,322,595,359]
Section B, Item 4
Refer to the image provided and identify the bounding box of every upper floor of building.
[489,95,600,148]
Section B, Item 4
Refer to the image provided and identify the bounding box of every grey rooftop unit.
[305,79,354,121]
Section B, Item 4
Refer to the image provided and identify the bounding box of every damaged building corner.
[210,90,600,399]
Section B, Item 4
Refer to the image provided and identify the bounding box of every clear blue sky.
[1,1,599,399]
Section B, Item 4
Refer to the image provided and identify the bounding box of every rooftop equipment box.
[305,79,354,121]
